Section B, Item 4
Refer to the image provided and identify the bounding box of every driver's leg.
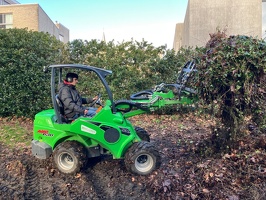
[86,107,97,117]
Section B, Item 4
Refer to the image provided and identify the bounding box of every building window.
[0,13,13,29]
[59,34,64,42]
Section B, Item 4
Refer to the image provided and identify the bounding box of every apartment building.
[0,0,69,43]
[174,0,263,51]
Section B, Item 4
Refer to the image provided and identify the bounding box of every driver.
[58,72,98,118]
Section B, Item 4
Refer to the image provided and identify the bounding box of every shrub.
[69,39,188,100]
[195,30,266,140]
[0,28,68,118]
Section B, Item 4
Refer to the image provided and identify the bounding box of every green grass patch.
[0,123,32,149]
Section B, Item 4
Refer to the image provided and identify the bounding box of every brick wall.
[0,3,69,43]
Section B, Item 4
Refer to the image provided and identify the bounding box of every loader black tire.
[135,126,150,142]
[124,141,161,175]
[53,141,88,175]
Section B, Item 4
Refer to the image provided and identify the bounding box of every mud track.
[0,149,156,199]
[0,114,211,200]
[2,114,263,199]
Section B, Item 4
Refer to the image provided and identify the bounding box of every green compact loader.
[32,61,197,175]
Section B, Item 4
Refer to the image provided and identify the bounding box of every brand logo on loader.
[37,130,54,137]
[81,125,96,134]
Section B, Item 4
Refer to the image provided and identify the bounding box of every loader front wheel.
[124,141,161,175]
[53,141,87,175]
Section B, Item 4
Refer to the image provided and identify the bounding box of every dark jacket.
[58,81,94,118]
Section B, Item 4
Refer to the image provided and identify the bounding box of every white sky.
[13,1,266,47]
[262,2,266,39]
[18,0,189,49]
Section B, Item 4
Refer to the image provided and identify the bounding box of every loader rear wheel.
[135,126,150,142]
[124,141,161,175]
[53,141,88,175]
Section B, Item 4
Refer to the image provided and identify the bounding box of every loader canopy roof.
[49,64,112,78]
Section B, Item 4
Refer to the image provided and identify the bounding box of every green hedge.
[0,28,67,118]
[0,30,189,119]
[68,39,193,100]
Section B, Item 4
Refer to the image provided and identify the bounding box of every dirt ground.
[0,114,266,200]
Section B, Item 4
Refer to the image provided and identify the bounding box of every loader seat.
[55,95,74,123]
